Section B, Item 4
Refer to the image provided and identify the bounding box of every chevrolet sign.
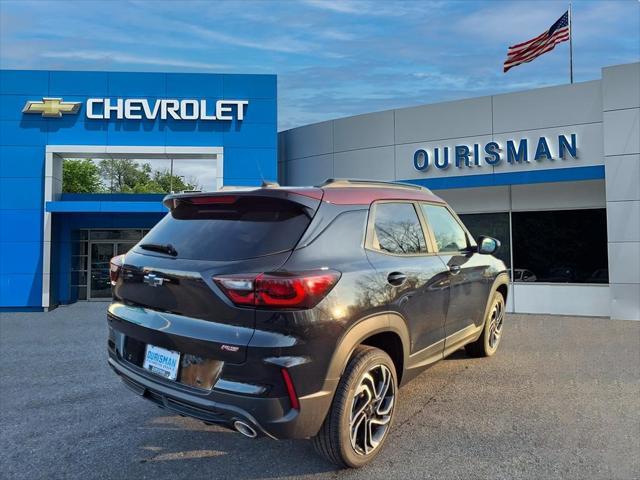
[86,98,248,121]
[22,97,249,121]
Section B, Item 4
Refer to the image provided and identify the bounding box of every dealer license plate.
[143,344,180,381]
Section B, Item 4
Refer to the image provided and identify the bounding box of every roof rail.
[261,180,280,188]
[319,178,430,192]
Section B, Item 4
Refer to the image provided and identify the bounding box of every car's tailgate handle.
[387,272,407,286]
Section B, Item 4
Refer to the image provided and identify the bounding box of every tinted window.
[459,212,511,267]
[137,196,312,261]
[421,204,468,252]
[372,203,427,254]
[512,209,608,283]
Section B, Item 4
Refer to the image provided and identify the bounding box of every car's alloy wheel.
[465,290,505,357]
[349,364,395,456]
[312,346,397,468]
[487,296,504,349]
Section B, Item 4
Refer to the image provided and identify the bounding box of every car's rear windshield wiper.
[139,243,178,256]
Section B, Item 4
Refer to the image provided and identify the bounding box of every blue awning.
[46,201,167,213]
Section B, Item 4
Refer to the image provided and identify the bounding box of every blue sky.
[1,0,638,130]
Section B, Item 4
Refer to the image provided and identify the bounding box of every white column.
[602,63,640,320]
[216,152,224,190]
[42,150,63,309]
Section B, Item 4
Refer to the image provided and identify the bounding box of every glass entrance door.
[89,243,115,299]
[89,241,137,299]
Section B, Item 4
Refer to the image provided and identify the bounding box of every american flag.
[504,11,570,73]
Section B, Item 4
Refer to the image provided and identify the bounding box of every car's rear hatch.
[110,188,323,364]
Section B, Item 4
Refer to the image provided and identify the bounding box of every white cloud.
[171,21,317,54]
[456,3,562,44]
[41,50,226,70]
[456,0,639,47]
[319,28,356,41]
[302,0,440,16]
[302,0,364,14]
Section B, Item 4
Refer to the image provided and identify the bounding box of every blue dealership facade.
[0,70,277,310]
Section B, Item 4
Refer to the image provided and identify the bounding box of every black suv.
[107,179,508,467]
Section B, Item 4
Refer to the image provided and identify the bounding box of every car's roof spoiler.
[162,187,324,210]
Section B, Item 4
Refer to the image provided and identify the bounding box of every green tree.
[99,159,152,193]
[152,169,198,192]
[98,159,199,193]
[62,159,103,193]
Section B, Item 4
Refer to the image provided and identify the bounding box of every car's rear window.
[137,196,313,261]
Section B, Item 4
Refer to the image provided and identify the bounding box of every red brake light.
[109,254,125,285]
[213,270,341,309]
[188,195,237,205]
[281,368,300,410]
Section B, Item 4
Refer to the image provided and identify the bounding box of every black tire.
[465,291,505,358]
[312,345,397,468]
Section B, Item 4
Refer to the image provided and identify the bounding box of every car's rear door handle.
[449,265,461,274]
[387,272,407,286]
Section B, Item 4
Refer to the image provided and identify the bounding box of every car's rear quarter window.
[371,202,427,254]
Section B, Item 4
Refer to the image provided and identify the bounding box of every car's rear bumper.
[107,308,337,439]
[108,352,277,438]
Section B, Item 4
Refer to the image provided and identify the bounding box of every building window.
[371,203,427,254]
[459,212,511,269]
[62,157,215,194]
[512,209,608,283]
[71,230,89,300]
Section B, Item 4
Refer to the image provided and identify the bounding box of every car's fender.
[295,312,411,438]
[323,311,410,386]
[472,271,510,335]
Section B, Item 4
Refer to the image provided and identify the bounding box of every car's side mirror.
[477,236,500,255]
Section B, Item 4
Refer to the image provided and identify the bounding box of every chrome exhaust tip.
[233,420,257,438]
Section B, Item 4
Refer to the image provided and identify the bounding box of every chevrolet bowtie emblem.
[22,97,82,118]
[143,273,169,287]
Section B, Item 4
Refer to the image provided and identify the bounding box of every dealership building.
[1,62,638,320]
[280,62,639,321]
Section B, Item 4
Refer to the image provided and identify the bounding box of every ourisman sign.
[413,134,578,172]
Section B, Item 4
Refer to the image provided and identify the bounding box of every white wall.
[602,63,640,320]
[279,79,605,185]
[513,284,610,317]
[435,180,606,215]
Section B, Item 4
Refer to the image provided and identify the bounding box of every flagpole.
[569,2,574,84]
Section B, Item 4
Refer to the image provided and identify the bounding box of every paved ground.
[0,303,638,480]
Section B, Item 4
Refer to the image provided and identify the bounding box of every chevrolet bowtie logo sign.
[22,98,81,118]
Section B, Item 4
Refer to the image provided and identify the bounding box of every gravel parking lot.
[1,302,638,480]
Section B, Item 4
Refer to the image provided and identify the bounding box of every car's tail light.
[109,254,125,286]
[213,270,341,309]
[281,368,300,410]
[188,195,238,205]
